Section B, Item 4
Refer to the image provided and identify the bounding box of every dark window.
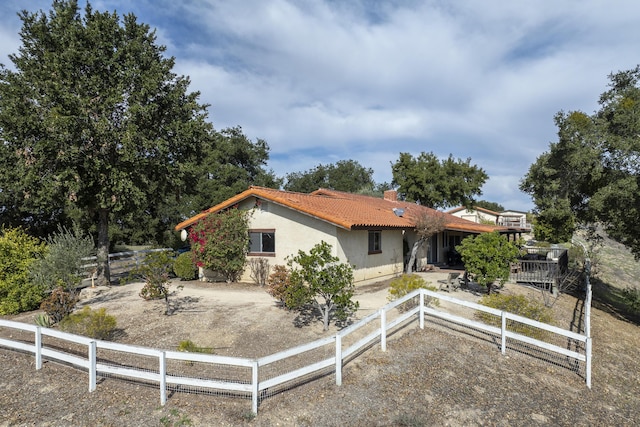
[368,230,382,254]
[249,230,275,255]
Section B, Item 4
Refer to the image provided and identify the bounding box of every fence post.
[251,361,259,414]
[380,309,387,352]
[419,291,425,329]
[585,337,592,389]
[335,334,342,386]
[35,327,42,370]
[159,351,167,405]
[89,341,97,392]
[501,311,507,355]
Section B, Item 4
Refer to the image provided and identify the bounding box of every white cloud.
[2,0,640,212]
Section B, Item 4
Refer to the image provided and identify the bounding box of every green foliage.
[40,287,79,324]
[620,287,640,313]
[58,306,117,340]
[284,159,375,193]
[34,313,52,328]
[240,411,257,422]
[130,250,175,313]
[160,409,193,427]
[30,224,94,292]
[476,293,554,340]
[0,227,47,314]
[173,252,197,281]
[387,274,438,311]
[189,209,250,282]
[266,265,292,304]
[391,152,488,209]
[456,232,520,294]
[0,1,216,284]
[521,66,640,258]
[177,340,213,354]
[285,241,358,331]
[184,126,282,214]
[474,200,505,212]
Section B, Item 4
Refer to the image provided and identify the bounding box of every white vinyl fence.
[0,288,591,415]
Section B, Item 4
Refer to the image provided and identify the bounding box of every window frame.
[249,229,276,256]
[368,230,382,254]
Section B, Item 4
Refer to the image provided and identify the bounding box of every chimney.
[384,190,398,202]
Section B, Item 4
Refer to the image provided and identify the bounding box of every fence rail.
[80,248,173,276]
[0,288,591,414]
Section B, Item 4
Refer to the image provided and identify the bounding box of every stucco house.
[175,186,511,285]
[447,206,531,232]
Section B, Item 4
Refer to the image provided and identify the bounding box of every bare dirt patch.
[1,271,639,426]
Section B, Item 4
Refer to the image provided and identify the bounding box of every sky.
[1,1,639,212]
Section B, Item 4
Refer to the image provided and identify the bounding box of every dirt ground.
[1,271,639,426]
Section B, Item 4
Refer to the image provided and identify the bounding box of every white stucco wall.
[200,197,407,285]
[451,208,497,224]
[337,228,404,283]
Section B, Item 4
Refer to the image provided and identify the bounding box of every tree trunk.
[405,239,424,274]
[317,301,333,331]
[96,208,111,286]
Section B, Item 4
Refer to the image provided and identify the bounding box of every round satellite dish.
[180,229,187,241]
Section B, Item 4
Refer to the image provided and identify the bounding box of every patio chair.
[438,272,461,292]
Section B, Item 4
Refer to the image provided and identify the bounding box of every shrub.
[0,227,47,314]
[174,252,197,280]
[387,274,438,311]
[249,258,269,286]
[476,293,553,340]
[58,306,117,340]
[30,224,94,292]
[621,287,640,313]
[456,231,520,294]
[40,287,79,324]
[188,209,250,282]
[34,313,52,328]
[177,340,213,354]
[266,265,291,304]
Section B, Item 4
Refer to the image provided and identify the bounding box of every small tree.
[456,231,519,294]
[189,209,251,282]
[406,212,446,273]
[285,241,359,331]
[130,250,175,315]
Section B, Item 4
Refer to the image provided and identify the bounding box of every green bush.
[476,293,553,340]
[59,306,117,340]
[621,287,640,312]
[129,250,174,300]
[387,274,438,311]
[0,227,47,314]
[40,287,79,324]
[177,340,213,354]
[173,252,197,280]
[30,224,94,292]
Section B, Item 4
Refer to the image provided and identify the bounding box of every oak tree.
[284,159,375,193]
[0,1,213,284]
[521,66,640,257]
[391,152,488,208]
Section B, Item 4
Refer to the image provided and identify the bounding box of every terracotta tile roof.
[175,186,507,234]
